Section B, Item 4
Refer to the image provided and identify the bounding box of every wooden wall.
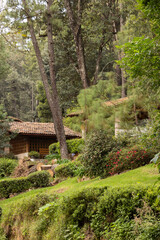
[29,136,57,156]
[10,135,29,155]
[10,134,79,157]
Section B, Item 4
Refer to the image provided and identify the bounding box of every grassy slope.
[0,164,159,215]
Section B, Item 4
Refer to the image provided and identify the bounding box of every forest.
[0,0,160,239]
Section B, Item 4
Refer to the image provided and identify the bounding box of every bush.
[37,185,160,240]
[105,146,154,176]
[45,153,61,161]
[0,171,50,199]
[29,151,40,159]
[0,177,31,198]
[81,130,115,177]
[49,138,84,155]
[55,161,85,178]
[55,162,76,178]
[1,185,160,239]
[0,228,6,240]
[0,153,17,160]
[0,158,18,178]
[27,171,50,188]
[57,158,70,164]
[1,193,57,239]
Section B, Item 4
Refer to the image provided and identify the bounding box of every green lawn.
[0,164,159,215]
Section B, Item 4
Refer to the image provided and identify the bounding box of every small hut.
[8,121,81,158]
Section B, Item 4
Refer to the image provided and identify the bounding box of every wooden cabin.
[8,121,81,159]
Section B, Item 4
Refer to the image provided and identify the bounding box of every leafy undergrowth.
[0,164,159,215]
[0,164,160,240]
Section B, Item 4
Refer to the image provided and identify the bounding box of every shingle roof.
[9,122,81,137]
[104,97,129,107]
[66,110,83,117]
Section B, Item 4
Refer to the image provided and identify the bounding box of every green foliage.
[150,152,160,173]
[27,171,50,188]
[0,171,50,199]
[2,193,57,238]
[0,37,37,121]
[45,153,61,161]
[57,158,70,164]
[82,130,115,177]
[118,37,160,92]
[54,162,74,178]
[0,158,18,178]
[0,105,11,155]
[105,146,154,176]
[49,139,84,155]
[0,152,18,160]
[34,185,160,240]
[36,81,52,122]
[0,228,6,240]
[139,0,160,36]
[29,151,40,159]
[55,161,85,178]
[77,79,119,133]
[0,177,31,199]
[63,116,82,133]
[67,139,84,154]
[139,112,160,152]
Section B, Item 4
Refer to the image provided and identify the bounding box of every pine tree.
[0,105,11,155]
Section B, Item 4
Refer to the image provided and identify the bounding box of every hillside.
[0,164,159,213]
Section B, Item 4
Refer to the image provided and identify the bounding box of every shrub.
[57,158,70,164]
[0,228,6,240]
[27,171,50,188]
[55,162,76,178]
[1,193,57,239]
[49,139,84,155]
[1,185,160,239]
[29,151,40,159]
[37,185,160,240]
[105,146,154,176]
[0,153,17,160]
[0,158,18,178]
[81,130,115,177]
[45,153,61,162]
[0,171,50,199]
[55,161,85,178]
[0,177,31,198]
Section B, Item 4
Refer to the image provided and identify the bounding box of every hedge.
[55,161,85,178]
[1,185,160,239]
[0,171,50,199]
[27,171,50,188]
[0,177,30,198]
[49,138,84,155]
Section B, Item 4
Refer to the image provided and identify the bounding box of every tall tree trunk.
[22,0,69,159]
[119,2,127,97]
[113,1,127,97]
[64,0,89,88]
[93,40,104,85]
[47,0,69,158]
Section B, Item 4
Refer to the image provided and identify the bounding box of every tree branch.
[1,33,29,54]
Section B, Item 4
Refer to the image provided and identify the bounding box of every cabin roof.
[104,97,129,107]
[9,122,81,137]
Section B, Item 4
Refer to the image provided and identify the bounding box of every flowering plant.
[105,146,154,176]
